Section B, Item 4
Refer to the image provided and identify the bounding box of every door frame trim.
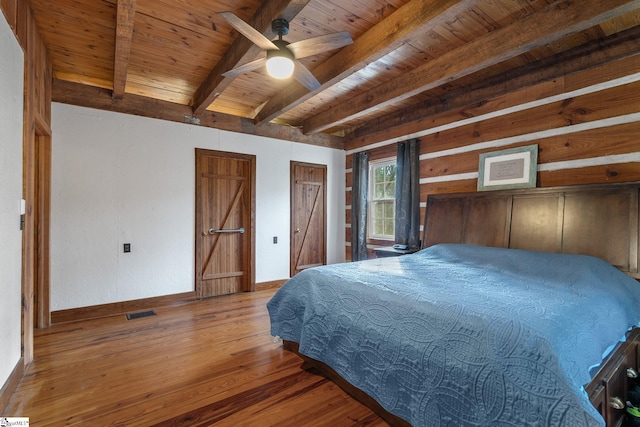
[34,128,51,328]
[194,148,256,296]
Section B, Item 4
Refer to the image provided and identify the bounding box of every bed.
[267,182,640,426]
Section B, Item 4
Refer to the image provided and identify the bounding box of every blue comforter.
[268,244,640,426]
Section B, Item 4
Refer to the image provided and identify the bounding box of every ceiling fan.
[219,12,353,91]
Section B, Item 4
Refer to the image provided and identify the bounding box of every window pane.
[373,219,383,236]
[374,183,384,199]
[384,219,394,236]
[384,182,395,198]
[384,202,394,219]
[373,201,383,217]
[385,165,396,181]
[374,166,384,182]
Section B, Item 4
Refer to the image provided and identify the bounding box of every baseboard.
[255,279,287,291]
[51,281,288,324]
[0,358,24,415]
[51,291,197,324]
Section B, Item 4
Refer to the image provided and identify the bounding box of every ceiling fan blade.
[222,57,267,77]
[287,32,353,59]
[293,61,321,91]
[218,12,278,51]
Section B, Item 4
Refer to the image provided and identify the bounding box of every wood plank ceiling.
[28,0,640,149]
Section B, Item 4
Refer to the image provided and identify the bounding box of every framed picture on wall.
[478,144,538,191]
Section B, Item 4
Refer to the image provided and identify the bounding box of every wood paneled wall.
[345,54,640,260]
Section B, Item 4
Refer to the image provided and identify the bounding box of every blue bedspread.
[267,244,640,426]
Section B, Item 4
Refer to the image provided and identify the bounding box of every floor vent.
[126,310,157,320]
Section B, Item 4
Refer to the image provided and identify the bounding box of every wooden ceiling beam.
[345,23,640,149]
[303,0,640,134]
[190,0,310,116]
[254,0,480,125]
[53,79,343,149]
[112,0,136,100]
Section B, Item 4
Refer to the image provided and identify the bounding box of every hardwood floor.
[4,288,388,426]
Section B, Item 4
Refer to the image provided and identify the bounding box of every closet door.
[290,162,326,277]
[195,149,255,298]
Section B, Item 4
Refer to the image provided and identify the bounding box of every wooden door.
[290,162,326,277]
[195,149,255,298]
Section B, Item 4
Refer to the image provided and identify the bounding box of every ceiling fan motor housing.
[268,39,293,59]
[272,18,289,37]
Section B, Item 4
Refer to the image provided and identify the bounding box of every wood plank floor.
[4,288,389,426]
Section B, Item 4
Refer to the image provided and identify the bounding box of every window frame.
[367,158,397,241]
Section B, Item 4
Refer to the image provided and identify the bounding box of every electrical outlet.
[273,236,277,244]
[123,243,131,253]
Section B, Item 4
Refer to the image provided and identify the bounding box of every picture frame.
[478,144,538,191]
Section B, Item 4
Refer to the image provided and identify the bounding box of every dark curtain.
[351,151,370,261]
[395,138,421,248]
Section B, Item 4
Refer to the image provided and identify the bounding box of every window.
[368,159,396,240]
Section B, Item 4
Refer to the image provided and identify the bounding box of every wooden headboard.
[422,182,640,279]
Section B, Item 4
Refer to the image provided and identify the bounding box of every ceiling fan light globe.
[266,56,295,79]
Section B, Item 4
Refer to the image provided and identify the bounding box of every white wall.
[0,15,24,389]
[51,103,345,311]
